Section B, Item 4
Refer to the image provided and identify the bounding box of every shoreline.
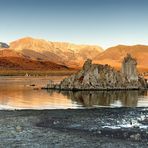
[0,108,148,147]
[43,87,148,91]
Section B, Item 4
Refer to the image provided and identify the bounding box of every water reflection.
[0,76,147,109]
[47,90,148,107]
[0,76,74,109]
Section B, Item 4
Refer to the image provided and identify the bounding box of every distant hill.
[10,37,103,68]
[94,45,148,72]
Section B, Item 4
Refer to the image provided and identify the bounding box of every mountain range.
[0,37,148,72]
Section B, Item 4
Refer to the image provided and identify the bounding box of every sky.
[0,0,148,49]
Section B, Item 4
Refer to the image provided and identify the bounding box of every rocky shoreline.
[0,108,148,147]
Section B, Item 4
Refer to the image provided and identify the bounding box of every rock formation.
[121,54,138,81]
[46,54,147,90]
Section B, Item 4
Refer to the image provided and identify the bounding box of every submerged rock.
[46,54,147,90]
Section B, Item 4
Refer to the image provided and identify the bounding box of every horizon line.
[2,36,148,50]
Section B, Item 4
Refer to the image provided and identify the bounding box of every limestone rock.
[121,54,138,81]
[47,55,147,90]
[47,80,54,88]
[138,76,147,88]
[83,59,92,72]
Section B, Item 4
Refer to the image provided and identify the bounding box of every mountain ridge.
[9,37,103,68]
[0,37,148,72]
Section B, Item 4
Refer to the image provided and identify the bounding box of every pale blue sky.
[0,0,148,49]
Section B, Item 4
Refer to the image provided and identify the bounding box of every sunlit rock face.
[47,54,147,90]
[0,42,9,48]
[121,54,147,88]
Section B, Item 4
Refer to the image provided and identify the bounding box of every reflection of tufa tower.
[121,54,138,81]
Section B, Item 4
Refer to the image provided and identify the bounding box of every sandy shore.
[0,108,148,148]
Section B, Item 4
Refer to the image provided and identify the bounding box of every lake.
[0,76,148,109]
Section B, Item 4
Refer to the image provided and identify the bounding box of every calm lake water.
[0,76,148,109]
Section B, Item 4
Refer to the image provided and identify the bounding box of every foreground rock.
[46,54,147,90]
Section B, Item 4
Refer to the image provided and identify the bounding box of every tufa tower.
[121,54,138,82]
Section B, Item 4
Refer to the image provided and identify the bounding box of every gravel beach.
[0,108,148,148]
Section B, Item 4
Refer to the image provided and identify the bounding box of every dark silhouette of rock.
[0,42,9,48]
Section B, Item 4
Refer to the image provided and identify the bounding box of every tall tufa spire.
[121,54,138,81]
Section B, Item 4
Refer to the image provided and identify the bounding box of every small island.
[45,54,147,90]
